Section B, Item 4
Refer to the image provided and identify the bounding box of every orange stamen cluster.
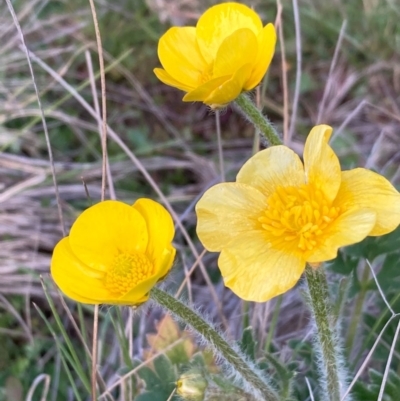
[105,252,154,296]
[260,184,340,255]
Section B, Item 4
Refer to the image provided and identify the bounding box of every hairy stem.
[150,287,278,401]
[305,265,342,401]
[234,93,282,146]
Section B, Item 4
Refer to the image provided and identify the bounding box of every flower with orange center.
[196,125,400,302]
[154,2,276,108]
[51,199,176,305]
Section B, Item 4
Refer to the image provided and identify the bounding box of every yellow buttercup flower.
[196,125,400,302]
[51,199,176,305]
[154,2,276,107]
[176,368,208,401]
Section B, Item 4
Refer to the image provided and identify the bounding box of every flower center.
[259,184,340,254]
[105,252,153,296]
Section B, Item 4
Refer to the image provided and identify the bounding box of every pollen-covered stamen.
[105,252,154,296]
[259,184,340,253]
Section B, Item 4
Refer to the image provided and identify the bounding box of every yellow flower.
[154,2,276,107]
[176,368,208,401]
[51,199,176,305]
[196,125,400,302]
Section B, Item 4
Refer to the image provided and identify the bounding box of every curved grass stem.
[150,287,279,401]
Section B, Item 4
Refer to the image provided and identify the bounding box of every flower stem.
[305,265,342,401]
[150,287,279,401]
[345,262,369,354]
[234,93,282,146]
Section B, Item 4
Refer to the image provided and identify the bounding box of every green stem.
[150,287,278,401]
[264,295,283,353]
[242,300,250,329]
[345,263,369,353]
[234,93,282,146]
[305,265,342,401]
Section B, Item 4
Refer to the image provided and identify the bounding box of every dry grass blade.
[316,20,347,124]
[85,50,116,200]
[101,50,192,153]
[305,377,315,401]
[341,256,400,401]
[367,259,395,316]
[86,0,108,397]
[0,294,33,343]
[4,0,65,236]
[0,171,46,203]
[377,318,400,401]
[341,314,400,401]
[25,374,50,401]
[276,0,289,143]
[288,0,302,142]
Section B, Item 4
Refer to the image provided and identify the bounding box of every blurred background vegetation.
[1,0,400,400]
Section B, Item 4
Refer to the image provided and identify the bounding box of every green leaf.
[367,253,400,293]
[136,390,171,401]
[327,251,358,276]
[137,355,177,400]
[263,353,294,382]
[239,326,256,362]
[352,368,400,401]
[153,354,176,388]
[138,366,162,388]
[344,226,400,261]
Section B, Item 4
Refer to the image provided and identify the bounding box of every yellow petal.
[52,238,152,305]
[183,75,230,102]
[237,145,305,196]
[157,27,207,89]
[218,240,305,302]
[69,200,148,272]
[154,246,176,280]
[244,23,277,90]
[118,274,160,304]
[204,63,253,106]
[307,208,377,263]
[335,168,400,236]
[116,250,175,304]
[51,237,112,304]
[196,182,267,252]
[153,68,194,93]
[121,292,150,306]
[213,28,258,77]
[196,2,263,63]
[303,125,341,203]
[132,198,176,277]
